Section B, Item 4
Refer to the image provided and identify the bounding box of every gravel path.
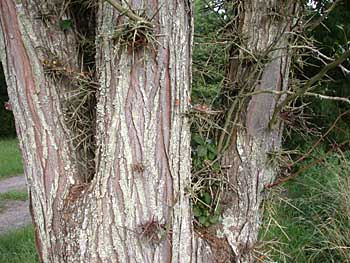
[0,176,32,234]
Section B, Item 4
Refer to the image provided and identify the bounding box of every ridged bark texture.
[0,1,81,262]
[219,1,299,262]
[0,0,194,262]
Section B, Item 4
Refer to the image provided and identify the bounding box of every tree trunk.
[0,0,194,262]
[0,0,302,262]
[216,1,299,262]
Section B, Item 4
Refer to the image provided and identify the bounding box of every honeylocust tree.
[218,2,300,261]
[2,0,350,262]
[191,0,350,262]
[190,1,301,261]
[0,0,193,262]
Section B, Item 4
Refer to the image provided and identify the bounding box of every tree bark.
[0,0,194,262]
[217,1,299,262]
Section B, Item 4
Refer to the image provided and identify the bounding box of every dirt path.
[0,175,27,193]
[0,201,31,233]
[0,175,32,234]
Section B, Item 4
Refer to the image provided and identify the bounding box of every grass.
[0,225,38,263]
[0,190,28,202]
[260,150,350,262]
[0,138,23,179]
[0,189,28,213]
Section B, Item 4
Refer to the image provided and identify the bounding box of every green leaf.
[198,216,208,225]
[193,159,201,169]
[197,145,208,157]
[59,19,73,31]
[203,209,210,217]
[212,162,221,172]
[208,152,216,160]
[207,143,217,154]
[202,192,211,205]
[209,214,220,224]
[192,133,205,145]
[193,206,202,217]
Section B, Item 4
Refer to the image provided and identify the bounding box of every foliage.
[191,133,218,170]
[0,139,23,179]
[191,132,223,227]
[192,0,228,107]
[192,191,221,227]
[59,19,73,31]
[189,0,229,228]
[191,131,221,227]
[288,1,350,146]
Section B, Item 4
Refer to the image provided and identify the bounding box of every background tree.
[191,1,300,261]
[191,0,350,262]
[259,1,350,261]
[302,0,350,144]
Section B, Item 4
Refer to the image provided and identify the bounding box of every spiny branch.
[302,49,350,91]
[239,89,350,105]
[293,109,350,165]
[269,48,350,129]
[292,45,350,74]
[105,0,153,27]
[266,140,350,188]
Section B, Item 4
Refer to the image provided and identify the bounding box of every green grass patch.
[0,190,28,202]
[260,151,350,262]
[0,225,38,263]
[0,138,23,179]
[0,190,28,212]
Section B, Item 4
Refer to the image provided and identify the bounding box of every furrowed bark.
[0,0,194,262]
[77,1,193,262]
[0,0,300,262]
[0,0,82,261]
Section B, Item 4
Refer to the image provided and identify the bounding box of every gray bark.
[0,0,194,262]
[217,1,299,262]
